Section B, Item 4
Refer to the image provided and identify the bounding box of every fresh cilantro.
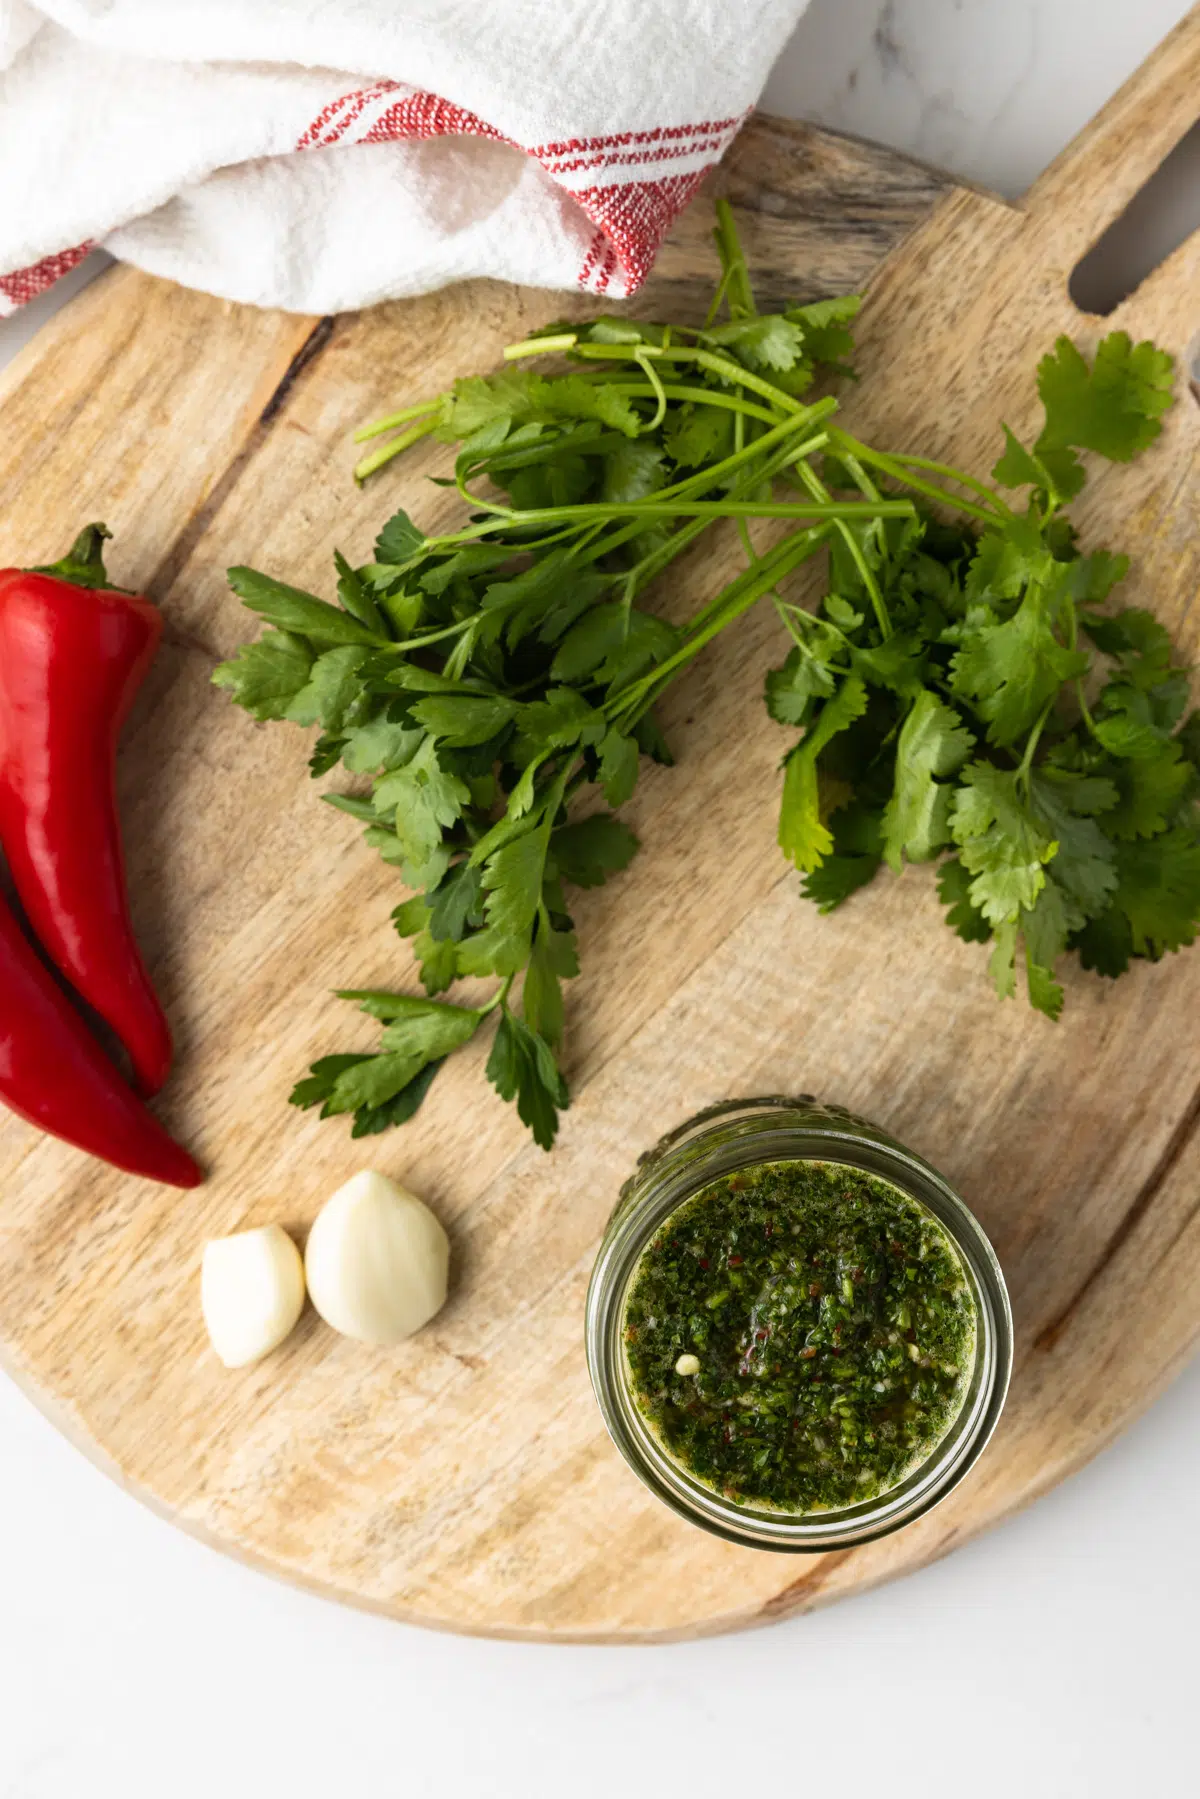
[1036,332,1175,462]
[881,691,973,869]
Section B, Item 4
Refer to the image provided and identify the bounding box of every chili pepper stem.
[33,522,116,591]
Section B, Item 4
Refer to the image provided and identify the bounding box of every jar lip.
[586,1099,1013,1553]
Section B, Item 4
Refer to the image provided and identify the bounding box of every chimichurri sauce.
[623,1159,976,1514]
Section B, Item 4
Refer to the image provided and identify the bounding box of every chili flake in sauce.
[622,1159,976,1513]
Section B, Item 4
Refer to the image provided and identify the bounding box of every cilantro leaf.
[334,550,387,635]
[1072,906,1134,978]
[937,857,992,943]
[664,404,732,469]
[602,440,666,504]
[1100,743,1191,840]
[950,764,1056,924]
[787,295,860,369]
[990,425,1085,502]
[881,692,974,869]
[778,677,869,873]
[550,603,676,687]
[514,688,605,762]
[1028,771,1118,919]
[703,314,805,373]
[485,1007,569,1150]
[315,1007,477,1115]
[764,643,838,725]
[950,561,1087,746]
[1111,830,1200,956]
[800,854,880,912]
[1036,332,1175,462]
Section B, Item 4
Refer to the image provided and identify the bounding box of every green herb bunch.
[771,334,1198,1018]
[214,202,1196,1149]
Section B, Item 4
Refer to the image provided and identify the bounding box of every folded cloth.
[0,0,808,317]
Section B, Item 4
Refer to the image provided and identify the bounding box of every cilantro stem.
[353,400,439,443]
[353,414,439,483]
[1017,697,1056,787]
[713,197,756,318]
[790,457,892,638]
[607,381,785,425]
[504,333,578,361]
[830,432,1011,525]
[569,341,810,417]
[634,349,669,433]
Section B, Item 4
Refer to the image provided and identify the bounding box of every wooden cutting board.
[0,15,1197,1643]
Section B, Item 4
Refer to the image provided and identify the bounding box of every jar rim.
[585,1098,1013,1553]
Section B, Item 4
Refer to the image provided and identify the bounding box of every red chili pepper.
[0,887,200,1187]
[0,526,173,1095]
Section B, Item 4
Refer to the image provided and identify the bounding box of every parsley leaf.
[485,1007,569,1149]
[212,630,314,721]
[550,815,639,888]
[374,738,470,887]
[226,567,382,645]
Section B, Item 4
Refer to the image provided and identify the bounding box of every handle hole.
[1069,119,1200,316]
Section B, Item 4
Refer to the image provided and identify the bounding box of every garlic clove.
[304,1170,449,1345]
[201,1224,306,1368]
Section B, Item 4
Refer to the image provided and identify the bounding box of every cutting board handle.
[1023,4,1199,264]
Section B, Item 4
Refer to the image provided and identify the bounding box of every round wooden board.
[0,16,1198,1641]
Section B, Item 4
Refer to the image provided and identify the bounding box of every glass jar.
[586,1096,1012,1553]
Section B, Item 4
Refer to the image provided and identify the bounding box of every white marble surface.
[1,4,1197,1794]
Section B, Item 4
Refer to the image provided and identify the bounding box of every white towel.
[0,0,809,317]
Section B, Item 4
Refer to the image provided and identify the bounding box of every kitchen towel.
[0,0,810,317]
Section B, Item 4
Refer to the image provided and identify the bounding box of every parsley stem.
[478,975,514,1016]
[478,498,912,527]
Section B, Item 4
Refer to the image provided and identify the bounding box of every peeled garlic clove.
[304,1170,449,1345]
[201,1224,306,1368]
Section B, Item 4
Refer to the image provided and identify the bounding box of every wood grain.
[0,12,1197,1640]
